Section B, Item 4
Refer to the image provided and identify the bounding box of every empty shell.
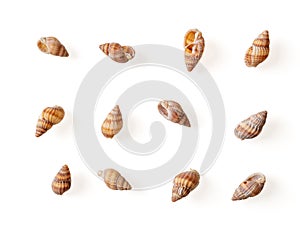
[35,105,65,137]
[172,169,200,202]
[245,30,270,67]
[184,29,205,72]
[37,37,69,57]
[99,43,135,63]
[98,168,132,190]
[232,173,266,201]
[101,105,123,138]
[52,165,71,195]
[158,100,191,127]
[234,111,267,140]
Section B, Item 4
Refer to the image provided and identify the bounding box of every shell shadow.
[189,176,217,204]
[203,40,224,69]
[69,172,88,196]
[262,40,285,69]
[56,110,73,138]
[259,118,282,142]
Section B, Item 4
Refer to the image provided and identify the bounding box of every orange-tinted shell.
[99,43,135,63]
[232,173,266,201]
[234,111,267,140]
[245,30,270,67]
[37,37,69,57]
[158,100,191,127]
[98,168,132,190]
[172,169,200,202]
[52,165,71,195]
[35,105,65,137]
[184,29,205,72]
[101,105,123,138]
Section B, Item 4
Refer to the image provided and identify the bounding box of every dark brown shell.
[234,111,267,140]
[52,165,71,195]
[232,173,266,201]
[37,37,69,57]
[158,100,191,127]
[245,30,270,67]
[98,168,132,190]
[35,105,65,137]
[99,43,135,63]
[184,29,205,72]
[172,169,200,202]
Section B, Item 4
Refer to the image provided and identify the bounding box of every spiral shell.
[99,43,135,63]
[52,165,71,195]
[101,105,123,138]
[172,169,200,202]
[158,100,191,127]
[35,105,65,137]
[234,111,267,140]
[37,37,69,57]
[232,173,266,201]
[98,168,132,190]
[245,30,270,67]
[184,29,205,72]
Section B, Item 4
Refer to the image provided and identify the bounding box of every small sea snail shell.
[52,165,71,195]
[99,43,135,63]
[98,168,132,190]
[37,37,69,57]
[101,105,123,138]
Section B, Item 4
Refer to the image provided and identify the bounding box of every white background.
[0,0,299,231]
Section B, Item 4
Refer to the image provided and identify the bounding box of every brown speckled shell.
[184,29,205,72]
[37,37,69,57]
[234,111,267,140]
[52,165,71,195]
[158,100,191,127]
[245,30,270,67]
[101,105,123,138]
[98,168,132,190]
[232,173,266,201]
[99,43,135,63]
[172,169,200,202]
[35,105,65,137]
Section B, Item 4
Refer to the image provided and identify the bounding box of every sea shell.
[99,43,135,63]
[245,30,270,67]
[52,165,71,195]
[232,173,266,201]
[98,168,132,190]
[158,100,191,127]
[35,105,65,137]
[101,105,123,138]
[37,37,69,57]
[184,29,205,72]
[172,169,200,202]
[234,111,267,140]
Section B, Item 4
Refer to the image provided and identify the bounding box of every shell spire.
[35,105,65,137]
[172,169,200,202]
[245,30,270,67]
[234,111,267,140]
[37,37,69,57]
[98,168,132,190]
[52,165,71,195]
[101,105,123,138]
[99,42,135,63]
[232,173,266,201]
[184,29,205,72]
[158,100,191,127]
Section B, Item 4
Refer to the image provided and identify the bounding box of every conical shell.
[98,168,132,190]
[37,37,69,57]
[35,105,65,137]
[184,29,205,72]
[234,111,267,140]
[35,118,53,137]
[232,173,266,201]
[172,169,200,202]
[245,30,270,67]
[158,100,191,127]
[101,105,123,138]
[99,43,135,63]
[52,165,71,195]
